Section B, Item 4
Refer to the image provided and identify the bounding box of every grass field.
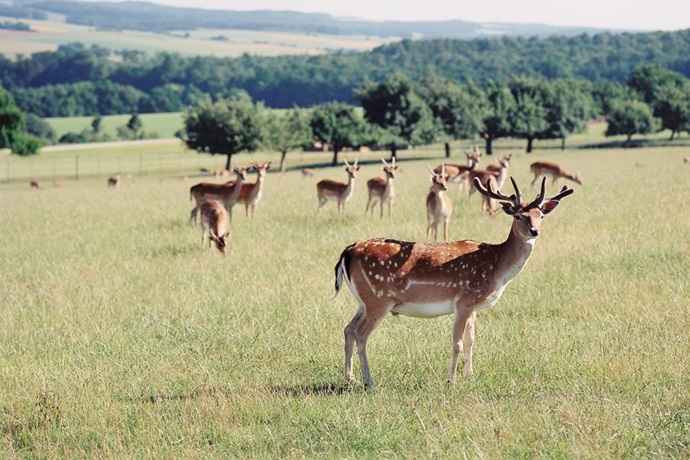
[0,15,396,59]
[46,112,185,141]
[1,137,689,457]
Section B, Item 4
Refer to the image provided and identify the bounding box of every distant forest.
[1,28,690,117]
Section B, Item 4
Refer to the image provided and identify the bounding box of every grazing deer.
[333,176,574,388]
[684,156,690,164]
[316,159,360,216]
[302,168,316,178]
[107,175,120,188]
[189,166,248,223]
[30,180,41,190]
[199,199,229,254]
[530,161,582,186]
[236,161,272,218]
[426,164,453,242]
[365,158,399,218]
[434,147,482,196]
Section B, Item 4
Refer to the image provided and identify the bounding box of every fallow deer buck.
[236,161,272,218]
[316,159,360,216]
[530,161,582,187]
[199,199,229,254]
[189,166,248,223]
[365,158,399,218]
[426,164,453,242]
[333,176,574,388]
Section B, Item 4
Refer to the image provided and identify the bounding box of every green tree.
[653,85,690,140]
[263,108,313,173]
[605,99,660,147]
[24,113,56,145]
[310,102,368,166]
[480,81,514,155]
[507,77,549,153]
[541,79,593,150]
[182,92,265,171]
[355,72,437,161]
[417,75,484,158]
[0,84,24,149]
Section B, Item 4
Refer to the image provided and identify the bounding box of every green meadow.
[1,133,689,457]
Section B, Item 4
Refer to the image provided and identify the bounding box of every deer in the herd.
[530,161,582,187]
[471,156,511,213]
[316,159,360,216]
[189,166,248,223]
[684,156,690,164]
[236,161,271,218]
[333,176,574,388]
[426,164,453,242]
[302,168,316,178]
[433,146,482,196]
[365,158,399,218]
[107,175,120,188]
[199,199,229,254]
[486,153,513,175]
[30,180,41,189]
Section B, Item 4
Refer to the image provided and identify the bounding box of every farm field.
[1,141,689,457]
[0,15,396,58]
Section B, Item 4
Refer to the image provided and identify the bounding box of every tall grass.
[1,142,689,458]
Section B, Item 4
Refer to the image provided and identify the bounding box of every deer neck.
[495,224,537,286]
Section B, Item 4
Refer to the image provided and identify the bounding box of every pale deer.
[107,175,120,188]
[189,166,248,223]
[426,164,453,242]
[433,146,482,196]
[199,199,229,254]
[365,158,399,218]
[486,153,513,175]
[316,159,360,216]
[236,161,272,218]
[302,168,316,178]
[530,161,582,186]
[333,176,574,388]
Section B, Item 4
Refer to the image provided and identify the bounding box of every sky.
[138,0,689,32]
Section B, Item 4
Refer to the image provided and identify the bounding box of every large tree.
[263,107,313,172]
[309,102,368,166]
[417,75,484,157]
[605,99,660,147]
[480,81,514,155]
[0,84,24,150]
[181,91,264,171]
[355,72,437,161]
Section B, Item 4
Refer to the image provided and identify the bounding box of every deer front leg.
[463,311,477,378]
[449,305,473,382]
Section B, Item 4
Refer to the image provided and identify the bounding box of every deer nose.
[529,228,540,237]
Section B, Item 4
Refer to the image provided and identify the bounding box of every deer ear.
[500,202,515,216]
[541,200,561,215]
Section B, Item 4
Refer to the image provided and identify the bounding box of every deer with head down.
[530,161,582,187]
[189,166,249,223]
[333,176,574,388]
[199,199,229,254]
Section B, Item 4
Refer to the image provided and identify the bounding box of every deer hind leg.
[316,197,327,216]
[344,307,365,383]
[353,308,392,388]
[190,206,199,223]
[463,311,477,378]
[443,218,450,242]
[449,306,473,382]
[365,196,374,215]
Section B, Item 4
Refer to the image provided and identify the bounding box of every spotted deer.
[316,159,360,216]
[426,164,453,242]
[236,161,271,218]
[332,176,574,388]
[189,166,248,223]
[365,158,399,218]
[530,161,582,186]
[433,146,482,196]
[199,199,229,254]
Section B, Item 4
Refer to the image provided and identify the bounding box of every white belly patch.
[392,301,454,318]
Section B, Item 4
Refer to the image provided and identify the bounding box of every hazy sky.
[140,0,689,32]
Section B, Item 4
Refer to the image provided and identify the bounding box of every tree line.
[1,28,690,117]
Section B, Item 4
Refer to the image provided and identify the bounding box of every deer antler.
[547,184,574,202]
[474,176,516,203]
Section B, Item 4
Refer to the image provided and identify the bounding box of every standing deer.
[530,161,582,186]
[434,147,482,196]
[486,153,513,175]
[473,156,511,214]
[236,161,272,218]
[189,166,248,223]
[316,159,360,216]
[30,180,41,190]
[199,199,229,254]
[332,176,573,388]
[365,158,399,218]
[426,164,453,242]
